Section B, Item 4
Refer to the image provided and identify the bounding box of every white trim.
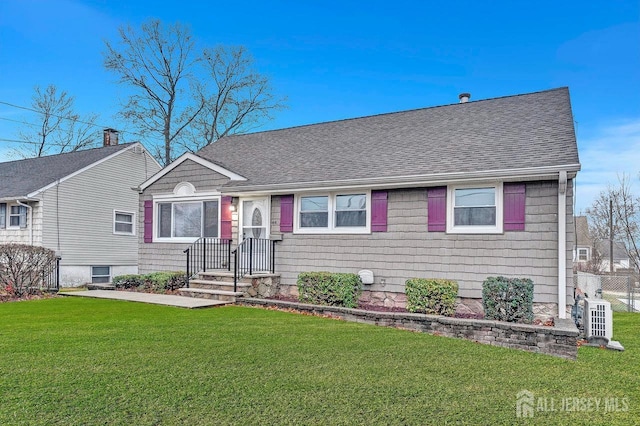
[27,143,153,198]
[293,191,371,235]
[220,164,581,195]
[558,171,568,319]
[153,192,221,201]
[139,152,246,191]
[153,196,222,243]
[446,183,503,234]
[113,210,136,236]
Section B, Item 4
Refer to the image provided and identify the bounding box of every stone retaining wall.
[237,298,579,360]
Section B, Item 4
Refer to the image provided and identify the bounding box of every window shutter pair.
[279,192,389,233]
[144,197,234,242]
[427,184,525,231]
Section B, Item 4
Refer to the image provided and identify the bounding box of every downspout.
[557,171,567,319]
[16,199,33,246]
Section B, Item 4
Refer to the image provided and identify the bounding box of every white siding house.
[0,139,161,286]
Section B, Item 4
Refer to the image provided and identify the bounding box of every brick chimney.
[103,128,119,146]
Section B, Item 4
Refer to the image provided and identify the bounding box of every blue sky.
[0,0,638,213]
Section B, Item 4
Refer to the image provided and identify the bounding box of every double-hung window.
[577,248,589,262]
[447,184,503,233]
[156,199,219,241]
[2,205,27,229]
[296,192,370,233]
[114,211,135,235]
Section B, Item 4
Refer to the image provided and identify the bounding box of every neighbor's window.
[157,200,219,240]
[114,211,135,235]
[8,205,27,228]
[447,185,503,234]
[296,192,369,233]
[91,266,111,284]
[578,248,589,262]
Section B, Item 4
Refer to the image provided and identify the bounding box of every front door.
[240,198,270,272]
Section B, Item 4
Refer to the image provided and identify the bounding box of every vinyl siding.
[271,180,575,304]
[138,159,232,273]
[41,148,160,266]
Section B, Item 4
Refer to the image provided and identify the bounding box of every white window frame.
[113,210,135,235]
[153,194,222,243]
[91,266,111,284]
[7,204,26,229]
[577,247,589,262]
[294,191,371,234]
[446,183,503,234]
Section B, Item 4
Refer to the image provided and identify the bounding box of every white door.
[240,198,270,272]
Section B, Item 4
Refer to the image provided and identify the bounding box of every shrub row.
[297,272,362,308]
[112,271,187,293]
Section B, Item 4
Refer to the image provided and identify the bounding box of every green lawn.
[0,298,638,425]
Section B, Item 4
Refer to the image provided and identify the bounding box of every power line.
[0,100,148,140]
[0,116,42,128]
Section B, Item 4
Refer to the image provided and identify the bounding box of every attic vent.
[458,93,471,103]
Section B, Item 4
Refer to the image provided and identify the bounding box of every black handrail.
[184,238,232,286]
[42,256,61,291]
[232,238,277,292]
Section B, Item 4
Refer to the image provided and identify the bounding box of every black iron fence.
[232,238,276,291]
[43,256,61,291]
[184,238,232,283]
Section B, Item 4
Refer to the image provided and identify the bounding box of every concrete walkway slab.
[60,290,229,308]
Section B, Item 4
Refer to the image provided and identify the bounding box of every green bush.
[405,278,458,316]
[297,272,362,308]
[482,276,534,323]
[112,274,145,289]
[112,271,187,292]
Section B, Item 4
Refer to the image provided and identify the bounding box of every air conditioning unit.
[584,299,613,341]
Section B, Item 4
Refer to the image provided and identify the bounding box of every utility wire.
[0,100,148,140]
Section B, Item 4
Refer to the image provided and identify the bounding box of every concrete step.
[188,279,250,291]
[178,287,244,302]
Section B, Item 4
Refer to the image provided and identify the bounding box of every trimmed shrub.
[405,278,458,316]
[297,272,362,308]
[482,276,534,323]
[112,274,145,289]
[145,271,187,292]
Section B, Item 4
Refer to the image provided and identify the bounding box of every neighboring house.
[573,215,631,273]
[138,87,580,319]
[0,130,161,286]
[574,215,594,265]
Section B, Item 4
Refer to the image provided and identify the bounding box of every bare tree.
[13,85,99,158]
[103,20,203,166]
[586,174,640,273]
[103,19,286,166]
[184,45,286,152]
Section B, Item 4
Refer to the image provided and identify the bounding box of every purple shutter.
[371,191,388,232]
[280,195,294,232]
[143,200,153,243]
[427,187,446,232]
[504,183,525,231]
[221,196,233,240]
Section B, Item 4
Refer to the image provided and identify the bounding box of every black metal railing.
[184,238,232,284]
[42,256,61,291]
[232,238,277,291]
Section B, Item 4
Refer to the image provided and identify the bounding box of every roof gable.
[197,87,580,191]
[0,143,143,199]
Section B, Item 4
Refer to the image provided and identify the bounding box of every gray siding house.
[0,134,161,285]
[138,88,580,319]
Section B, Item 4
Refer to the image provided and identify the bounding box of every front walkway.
[60,290,227,308]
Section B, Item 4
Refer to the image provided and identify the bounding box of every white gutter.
[557,171,568,319]
[15,199,33,245]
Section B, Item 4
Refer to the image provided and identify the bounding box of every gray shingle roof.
[0,144,134,199]
[197,87,579,191]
